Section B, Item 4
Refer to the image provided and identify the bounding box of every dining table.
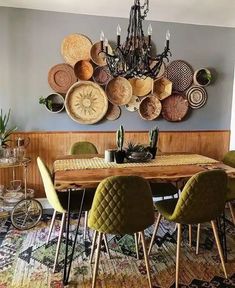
[53,153,235,285]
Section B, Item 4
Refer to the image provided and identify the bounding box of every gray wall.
[0,7,235,131]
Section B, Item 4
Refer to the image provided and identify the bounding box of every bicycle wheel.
[11,199,43,230]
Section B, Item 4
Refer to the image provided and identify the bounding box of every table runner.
[54,154,218,171]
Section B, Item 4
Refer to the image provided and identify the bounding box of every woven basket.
[65,81,108,124]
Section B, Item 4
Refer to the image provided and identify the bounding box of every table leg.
[63,188,71,285]
[63,188,86,285]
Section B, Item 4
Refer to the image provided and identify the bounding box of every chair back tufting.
[69,141,98,155]
[171,169,227,224]
[88,175,155,234]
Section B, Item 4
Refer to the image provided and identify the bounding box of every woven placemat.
[54,154,218,171]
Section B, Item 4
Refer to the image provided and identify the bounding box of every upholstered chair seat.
[88,175,155,288]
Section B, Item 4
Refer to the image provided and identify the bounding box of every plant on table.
[148,126,159,159]
[115,125,125,163]
[0,109,17,148]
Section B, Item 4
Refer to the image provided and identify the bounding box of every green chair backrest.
[69,141,98,155]
[171,170,227,224]
[88,175,154,234]
[223,151,235,168]
[37,157,66,213]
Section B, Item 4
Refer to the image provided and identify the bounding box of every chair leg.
[83,211,88,241]
[228,202,235,225]
[140,231,152,288]
[176,223,182,288]
[211,220,228,278]
[188,224,192,247]
[89,230,98,264]
[53,212,66,273]
[148,213,162,255]
[134,233,140,260]
[47,209,57,244]
[196,224,201,255]
[103,234,111,259]
[92,232,103,288]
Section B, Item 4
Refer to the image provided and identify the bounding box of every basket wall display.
[48,63,77,94]
[166,60,193,92]
[65,81,108,124]
[161,93,189,122]
[128,77,153,97]
[105,102,121,121]
[186,86,208,109]
[139,96,162,120]
[90,42,113,66]
[61,33,92,67]
[43,30,212,124]
[106,77,132,106]
[93,66,113,86]
[74,60,94,81]
[153,77,172,100]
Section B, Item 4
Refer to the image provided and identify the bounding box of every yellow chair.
[88,175,155,288]
[37,157,92,272]
[69,141,98,240]
[223,151,235,224]
[148,170,228,288]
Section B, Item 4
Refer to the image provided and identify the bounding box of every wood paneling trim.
[0,130,230,198]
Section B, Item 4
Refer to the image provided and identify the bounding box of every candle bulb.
[117,24,121,47]
[104,38,109,53]
[100,30,105,51]
[166,29,170,49]
[147,24,152,46]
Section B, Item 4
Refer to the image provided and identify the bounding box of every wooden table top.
[53,154,235,190]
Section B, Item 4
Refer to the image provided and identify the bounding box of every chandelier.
[100,0,171,79]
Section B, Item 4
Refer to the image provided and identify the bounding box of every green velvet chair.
[69,141,98,155]
[88,175,155,288]
[148,170,228,288]
[223,151,235,224]
[37,157,94,273]
[69,141,99,241]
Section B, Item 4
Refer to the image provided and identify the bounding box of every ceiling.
[0,0,235,28]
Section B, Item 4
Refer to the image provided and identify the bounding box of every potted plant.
[147,126,159,159]
[115,125,125,164]
[194,68,212,86]
[0,109,17,148]
[39,93,65,113]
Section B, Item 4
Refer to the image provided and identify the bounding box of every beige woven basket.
[61,33,92,67]
[65,81,108,124]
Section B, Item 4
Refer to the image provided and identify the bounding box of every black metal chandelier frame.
[100,0,171,79]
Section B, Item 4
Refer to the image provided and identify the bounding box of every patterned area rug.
[0,212,235,288]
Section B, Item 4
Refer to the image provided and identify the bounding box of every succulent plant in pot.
[0,109,17,149]
[115,125,125,164]
[147,126,159,159]
[39,93,64,113]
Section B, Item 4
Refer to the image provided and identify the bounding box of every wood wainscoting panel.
[0,130,230,198]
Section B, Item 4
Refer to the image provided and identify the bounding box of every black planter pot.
[115,150,126,164]
[147,147,157,159]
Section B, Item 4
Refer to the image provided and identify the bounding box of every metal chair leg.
[53,212,66,273]
[92,232,103,288]
[83,211,88,241]
[140,231,152,288]
[188,224,192,247]
[47,209,57,244]
[176,223,182,288]
[196,224,201,255]
[211,220,228,278]
[148,213,162,255]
